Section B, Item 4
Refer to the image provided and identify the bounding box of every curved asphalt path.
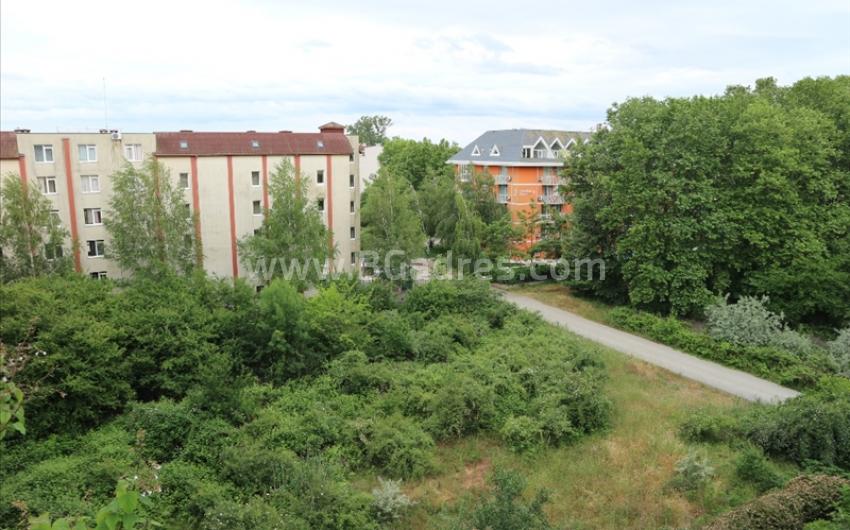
[499,290,800,404]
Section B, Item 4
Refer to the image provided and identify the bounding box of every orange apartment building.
[447,129,589,247]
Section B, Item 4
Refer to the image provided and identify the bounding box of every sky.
[1,0,848,145]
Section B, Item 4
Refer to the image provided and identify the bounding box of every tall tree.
[379,137,460,189]
[361,169,426,281]
[346,115,393,146]
[563,76,850,323]
[0,174,71,281]
[239,160,331,290]
[450,192,484,271]
[417,171,456,243]
[105,158,197,276]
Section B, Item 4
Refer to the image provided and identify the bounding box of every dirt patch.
[461,458,492,491]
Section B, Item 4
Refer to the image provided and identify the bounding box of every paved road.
[499,290,800,403]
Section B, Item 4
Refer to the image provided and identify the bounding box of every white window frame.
[38,176,57,195]
[44,244,63,260]
[350,226,356,240]
[34,144,54,163]
[81,175,100,193]
[78,144,97,162]
[251,171,261,187]
[178,172,190,189]
[349,174,355,188]
[252,200,262,215]
[350,200,355,213]
[83,208,103,226]
[124,143,143,162]
[490,145,500,156]
[471,145,481,157]
[317,198,325,212]
[90,271,108,279]
[87,239,105,258]
[316,169,325,184]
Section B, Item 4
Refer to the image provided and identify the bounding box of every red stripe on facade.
[190,156,203,267]
[61,138,82,272]
[226,156,238,278]
[326,154,334,272]
[261,155,269,213]
[18,156,27,185]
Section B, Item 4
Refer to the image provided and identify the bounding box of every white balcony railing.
[540,174,559,185]
[495,174,510,185]
[539,194,564,205]
[497,193,509,204]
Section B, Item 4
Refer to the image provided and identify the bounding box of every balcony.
[540,174,559,185]
[539,193,564,205]
[497,193,509,204]
[495,173,510,185]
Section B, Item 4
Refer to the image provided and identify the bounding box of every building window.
[317,140,324,148]
[83,208,103,225]
[78,144,97,162]
[350,200,355,213]
[184,203,192,218]
[349,174,355,188]
[44,244,63,260]
[179,140,188,149]
[89,271,108,279]
[179,172,189,189]
[251,140,260,149]
[34,144,54,163]
[522,147,531,159]
[316,169,324,184]
[471,145,480,157]
[81,175,100,193]
[124,144,142,161]
[317,198,324,212]
[459,165,472,182]
[252,200,262,215]
[49,209,61,226]
[87,239,105,257]
[350,251,356,265]
[349,153,354,162]
[38,176,57,194]
[350,226,356,239]
[251,171,260,187]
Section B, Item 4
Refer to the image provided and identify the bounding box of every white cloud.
[1,0,848,143]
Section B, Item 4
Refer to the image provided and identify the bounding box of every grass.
[357,326,785,529]
[502,281,616,324]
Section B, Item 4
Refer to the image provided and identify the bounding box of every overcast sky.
[1,0,848,144]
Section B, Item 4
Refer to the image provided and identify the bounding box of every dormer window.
[565,138,577,149]
[317,140,324,148]
[532,138,549,159]
[471,145,481,157]
[522,147,531,158]
[251,140,260,149]
[179,140,188,149]
[490,145,500,157]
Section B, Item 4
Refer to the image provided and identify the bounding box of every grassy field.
[357,326,780,529]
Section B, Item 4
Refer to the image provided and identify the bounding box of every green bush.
[366,310,414,361]
[826,328,850,377]
[679,409,743,444]
[123,399,193,462]
[157,460,234,523]
[743,381,850,470]
[203,498,309,530]
[735,446,787,493]
[608,306,831,389]
[358,414,435,479]
[705,295,784,347]
[425,373,496,438]
[402,279,498,319]
[219,442,299,495]
[500,416,544,453]
[704,475,850,530]
[460,468,553,530]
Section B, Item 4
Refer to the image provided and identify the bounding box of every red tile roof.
[0,131,20,160]
[155,131,353,157]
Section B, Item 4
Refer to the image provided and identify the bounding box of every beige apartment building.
[0,123,361,281]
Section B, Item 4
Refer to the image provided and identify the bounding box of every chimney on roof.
[179,129,193,133]
[318,122,345,134]
[99,129,109,133]
[278,130,292,133]
[246,130,256,133]
[13,128,30,133]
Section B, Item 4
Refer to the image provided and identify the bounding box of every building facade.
[0,123,361,281]
[447,129,588,247]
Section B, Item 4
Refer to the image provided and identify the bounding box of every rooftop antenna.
[102,77,109,129]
